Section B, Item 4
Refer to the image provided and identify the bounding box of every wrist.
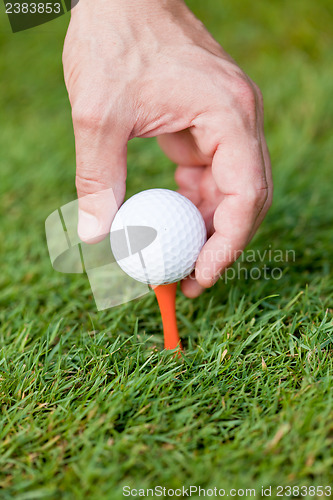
[71,0,186,19]
[68,0,195,49]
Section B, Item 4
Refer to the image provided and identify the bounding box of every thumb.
[73,114,128,244]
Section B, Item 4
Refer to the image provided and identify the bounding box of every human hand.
[62,0,272,297]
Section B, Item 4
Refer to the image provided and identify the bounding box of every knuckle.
[72,100,106,130]
[232,78,257,112]
[75,172,107,196]
[245,185,268,210]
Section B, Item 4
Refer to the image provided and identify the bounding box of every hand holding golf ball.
[65,0,272,298]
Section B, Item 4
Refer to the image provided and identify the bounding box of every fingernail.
[78,209,100,242]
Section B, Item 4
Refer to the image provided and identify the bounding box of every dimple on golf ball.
[110,188,207,285]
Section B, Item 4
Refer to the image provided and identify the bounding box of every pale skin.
[62,0,272,298]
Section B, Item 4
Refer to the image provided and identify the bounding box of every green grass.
[1,0,333,498]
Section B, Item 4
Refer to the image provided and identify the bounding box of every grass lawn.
[1,0,333,498]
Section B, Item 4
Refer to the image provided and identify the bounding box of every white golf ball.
[110,189,207,285]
